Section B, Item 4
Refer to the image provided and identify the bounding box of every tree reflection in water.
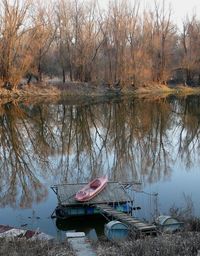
[0,95,200,208]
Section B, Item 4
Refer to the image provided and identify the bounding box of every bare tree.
[150,0,176,84]
[28,0,56,82]
[180,16,200,85]
[55,0,73,82]
[0,0,32,89]
[0,0,199,89]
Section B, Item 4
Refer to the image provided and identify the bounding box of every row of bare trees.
[1,0,200,90]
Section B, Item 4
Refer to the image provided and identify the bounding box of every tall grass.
[0,239,75,256]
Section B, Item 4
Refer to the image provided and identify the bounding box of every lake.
[0,94,200,238]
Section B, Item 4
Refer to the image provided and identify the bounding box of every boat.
[75,176,108,202]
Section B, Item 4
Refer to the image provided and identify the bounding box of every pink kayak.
[75,176,108,202]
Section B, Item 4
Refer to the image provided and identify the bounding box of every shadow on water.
[0,94,200,235]
[56,215,107,237]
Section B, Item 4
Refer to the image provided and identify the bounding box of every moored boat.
[75,176,108,202]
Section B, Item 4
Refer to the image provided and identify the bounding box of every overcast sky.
[100,0,200,28]
[151,0,200,25]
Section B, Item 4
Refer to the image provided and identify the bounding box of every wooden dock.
[51,181,157,236]
[52,182,138,218]
[95,204,157,235]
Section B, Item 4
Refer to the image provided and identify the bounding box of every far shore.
[1,82,200,102]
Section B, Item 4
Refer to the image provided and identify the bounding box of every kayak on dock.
[75,176,108,202]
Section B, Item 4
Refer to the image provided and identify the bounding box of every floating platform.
[52,181,157,236]
[52,182,130,206]
[51,182,133,218]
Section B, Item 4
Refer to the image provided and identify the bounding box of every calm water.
[0,95,200,238]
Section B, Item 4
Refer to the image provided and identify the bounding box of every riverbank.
[54,81,200,97]
[1,231,200,256]
[1,82,200,101]
[0,238,75,256]
[95,231,200,256]
[0,84,61,101]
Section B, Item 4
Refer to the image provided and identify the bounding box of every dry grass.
[0,238,75,256]
[127,83,200,97]
[95,232,200,256]
[56,81,200,98]
[0,83,61,99]
[173,85,200,96]
[1,82,200,101]
[1,231,200,256]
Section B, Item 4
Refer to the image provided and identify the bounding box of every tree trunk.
[62,68,66,83]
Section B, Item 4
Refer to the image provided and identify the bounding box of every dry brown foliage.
[0,239,75,256]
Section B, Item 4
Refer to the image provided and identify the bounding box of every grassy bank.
[1,215,200,255]
[96,231,200,256]
[0,84,61,100]
[0,238,75,256]
[1,217,200,256]
[1,231,200,256]
[56,81,200,97]
[1,82,200,102]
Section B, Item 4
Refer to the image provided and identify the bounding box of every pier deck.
[95,204,157,235]
[52,182,130,206]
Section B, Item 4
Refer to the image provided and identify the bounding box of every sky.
[100,0,200,28]
[148,0,200,27]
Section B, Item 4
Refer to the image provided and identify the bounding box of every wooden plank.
[128,219,141,223]
[116,216,132,220]
[139,226,157,230]
[95,204,157,234]
[66,232,85,238]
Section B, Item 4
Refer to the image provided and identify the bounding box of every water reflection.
[56,215,106,237]
[0,95,200,209]
[0,101,48,208]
